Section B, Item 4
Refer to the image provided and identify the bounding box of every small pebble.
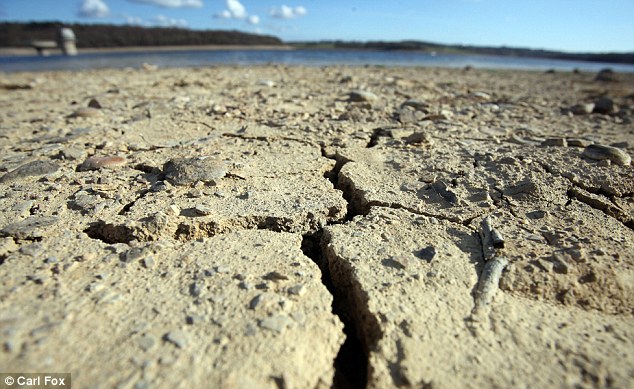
[259,315,291,333]
[257,79,275,87]
[593,97,617,114]
[401,99,428,110]
[189,282,203,297]
[0,216,59,240]
[164,330,188,348]
[264,271,289,281]
[151,181,169,192]
[570,103,594,115]
[404,132,431,145]
[88,98,102,109]
[79,156,126,171]
[193,204,213,216]
[1,82,33,90]
[595,68,618,82]
[59,147,86,161]
[566,138,590,148]
[163,157,227,186]
[142,63,158,71]
[0,160,60,183]
[142,256,155,269]
[541,138,567,147]
[432,180,459,204]
[349,90,378,102]
[417,246,437,262]
[582,144,631,166]
[388,255,410,269]
[68,107,102,118]
[123,247,150,263]
[288,284,306,296]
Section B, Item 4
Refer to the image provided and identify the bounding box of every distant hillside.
[293,40,634,65]
[0,22,283,48]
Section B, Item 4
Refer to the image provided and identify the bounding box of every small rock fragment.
[504,180,537,196]
[570,103,594,115]
[582,144,631,166]
[141,256,155,269]
[550,255,569,274]
[566,138,590,148]
[79,156,127,171]
[0,160,60,183]
[395,107,424,124]
[349,90,378,102]
[163,157,227,186]
[259,315,291,333]
[68,107,102,118]
[592,97,617,114]
[401,99,428,110]
[387,255,410,269]
[432,180,459,204]
[88,98,102,109]
[264,271,289,281]
[142,63,158,71]
[595,68,618,82]
[541,138,567,147]
[193,204,213,216]
[59,147,86,161]
[0,216,59,240]
[189,282,203,297]
[151,181,170,192]
[123,247,149,263]
[404,132,431,145]
[257,79,275,87]
[416,246,436,262]
[1,82,33,90]
[288,284,306,296]
[164,330,188,348]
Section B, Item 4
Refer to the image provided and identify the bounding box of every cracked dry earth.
[0,65,633,388]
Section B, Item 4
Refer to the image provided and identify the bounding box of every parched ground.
[0,65,633,389]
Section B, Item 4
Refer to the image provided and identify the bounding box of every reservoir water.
[1,48,633,73]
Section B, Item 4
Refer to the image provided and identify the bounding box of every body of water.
[1,48,633,73]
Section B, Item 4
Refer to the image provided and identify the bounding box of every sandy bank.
[0,44,293,57]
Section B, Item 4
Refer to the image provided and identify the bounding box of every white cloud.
[78,0,110,18]
[270,5,307,19]
[125,15,145,25]
[215,0,247,19]
[216,9,232,18]
[214,0,261,26]
[151,14,189,27]
[226,0,247,18]
[129,0,203,8]
[122,13,187,27]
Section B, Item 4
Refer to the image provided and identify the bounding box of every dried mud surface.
[1,65,633,388]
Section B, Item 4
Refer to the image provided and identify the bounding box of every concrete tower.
[58,28,78,56]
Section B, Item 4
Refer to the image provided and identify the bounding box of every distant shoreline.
[0,44,294,57]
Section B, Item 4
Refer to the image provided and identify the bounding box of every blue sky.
[1,0,633,52]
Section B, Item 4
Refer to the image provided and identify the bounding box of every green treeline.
[0,22,282,48]
[293,40,634,64]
